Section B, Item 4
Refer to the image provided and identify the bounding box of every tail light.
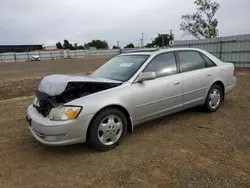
[234,68,236,77]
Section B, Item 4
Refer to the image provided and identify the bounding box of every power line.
[180,33,189,40]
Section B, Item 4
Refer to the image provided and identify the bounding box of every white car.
[26,48,236,151]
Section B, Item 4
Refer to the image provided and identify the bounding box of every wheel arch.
[211,80,225,100]
[86,104,133,140]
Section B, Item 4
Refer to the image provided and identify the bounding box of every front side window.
[92,55,149,81]
[178,51,206,72]
[143,52,177,77]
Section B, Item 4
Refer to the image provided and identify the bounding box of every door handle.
[174,81,180,85]
[206,73,211,76]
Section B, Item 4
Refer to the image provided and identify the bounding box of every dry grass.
[0,58,249,188]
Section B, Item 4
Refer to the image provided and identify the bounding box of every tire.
[87,108,127,151]
[204,84,223,112]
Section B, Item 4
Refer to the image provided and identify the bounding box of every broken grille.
[35,90,55,117]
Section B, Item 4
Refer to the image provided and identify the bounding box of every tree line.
[55,33,174,51]
[56,40,138,50]
[111,33,174,49]
[56,40,109,50]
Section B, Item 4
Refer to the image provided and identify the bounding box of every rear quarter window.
[201,53,217,67]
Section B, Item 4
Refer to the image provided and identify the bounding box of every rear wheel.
[204,84,223,112]
[87,108,127,151]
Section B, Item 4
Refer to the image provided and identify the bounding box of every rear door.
[176,51,213,108]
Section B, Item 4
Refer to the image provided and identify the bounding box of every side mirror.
[135,72,156,83]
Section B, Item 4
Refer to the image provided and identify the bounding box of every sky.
[1,0,250,47]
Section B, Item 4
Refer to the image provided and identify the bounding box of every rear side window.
[201,54,216,67]
[143,52,177,77]
[178,51,206,72]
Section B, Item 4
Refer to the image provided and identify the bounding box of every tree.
[56,42,63,49]
[74,43,78,50]
[145,34,174,48]
[84,43,90,49]
[63,39,71,49]
[124,43,135,48]
[180,0,220,39]
[78,45,85,50]
[86,40,109,49]
[69,44,74,50]
[145,43,153,48]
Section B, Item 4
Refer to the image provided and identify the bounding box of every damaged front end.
[34,75,122,117]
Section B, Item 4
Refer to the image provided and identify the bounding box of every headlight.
[48,106,82,121]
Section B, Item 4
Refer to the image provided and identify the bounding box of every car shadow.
[34,142,98,155]
[133,106,207,133]
[26,136,96,155]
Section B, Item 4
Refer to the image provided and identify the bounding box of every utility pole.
[162,34,164,48]
[168,30,174,47]
[170,30,173,37]
[117,41,120,48]
[141,32,144,47]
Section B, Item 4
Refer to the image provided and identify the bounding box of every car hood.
[38,74,122,96]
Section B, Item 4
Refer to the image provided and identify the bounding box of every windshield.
[92,55,149,81]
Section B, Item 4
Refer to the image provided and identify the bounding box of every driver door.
[131,52,183,124]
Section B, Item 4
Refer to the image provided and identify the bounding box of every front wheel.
[87,108,127,151]
[204,84,223,112]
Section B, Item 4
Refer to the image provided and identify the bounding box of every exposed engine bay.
[34,75,122,117]
[54,82,121,103]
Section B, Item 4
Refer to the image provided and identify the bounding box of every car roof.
[121,48,205,56]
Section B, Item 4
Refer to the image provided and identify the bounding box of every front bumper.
[26,105,94,146]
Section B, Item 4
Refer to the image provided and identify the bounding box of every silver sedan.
[26,48,236,151]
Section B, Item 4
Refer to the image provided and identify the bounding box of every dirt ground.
[0,57,110,100]
[0,57,249,188]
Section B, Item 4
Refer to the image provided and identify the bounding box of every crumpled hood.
[38,74,122,96]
